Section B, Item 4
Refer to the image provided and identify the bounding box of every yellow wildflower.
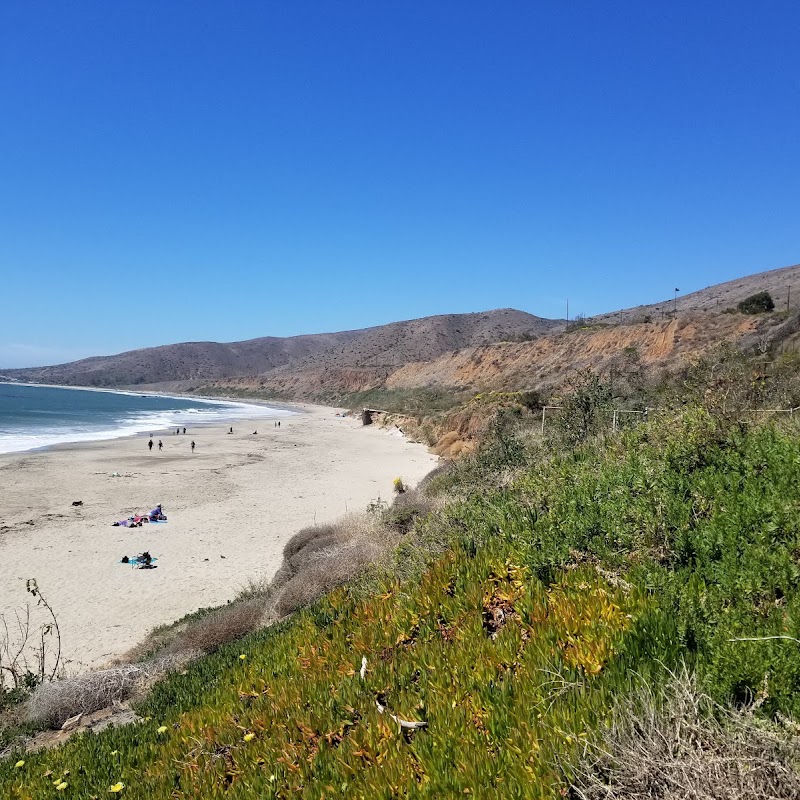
[110,750,119,756]
[157,725,168,734]
[243,732,255,742]
[108,782,125,793]
[239,654,246,660]
[57,782,68,790]
[14,760,24,768]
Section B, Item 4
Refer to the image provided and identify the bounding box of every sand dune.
[0,405,438,673]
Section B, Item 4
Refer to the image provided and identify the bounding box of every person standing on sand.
[148,438,153,451]
[191,440,196,453]
[183,427,186,435]
[158,440,163,451]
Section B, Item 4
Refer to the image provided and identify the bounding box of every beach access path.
[0,404,439,673]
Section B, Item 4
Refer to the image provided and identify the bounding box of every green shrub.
[738,291,775,314]
[554,369,613,447]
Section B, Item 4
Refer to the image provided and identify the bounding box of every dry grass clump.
[572,669,800,799]
[24,651,194,728]
[281,523,348,573]
[271,514,389,618]
[163,598,267,657]
[417,462,451,489]
[383,487,439,533]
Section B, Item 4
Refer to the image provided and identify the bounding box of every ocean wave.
[0,397,294,455]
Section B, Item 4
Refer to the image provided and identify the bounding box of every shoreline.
[0,382,299,456]
[0,404,438,674]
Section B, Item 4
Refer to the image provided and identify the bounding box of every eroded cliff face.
[385,313,766,393]
[190,312,776,404]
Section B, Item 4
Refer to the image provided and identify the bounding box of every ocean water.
[0,383,292,455]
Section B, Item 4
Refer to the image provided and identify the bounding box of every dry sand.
[0,404,439,673]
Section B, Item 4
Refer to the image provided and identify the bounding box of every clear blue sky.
[1,1,798,367]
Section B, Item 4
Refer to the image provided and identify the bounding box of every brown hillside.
[278,309,558,370]
[0,309,553,387]
[386,312,775,393]
[0,333,361,387]
[595,262,800,324]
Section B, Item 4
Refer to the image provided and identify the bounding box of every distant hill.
[0,309,557,387]
[594,262,800,323]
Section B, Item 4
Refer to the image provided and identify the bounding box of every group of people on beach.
[146,421,285,454]
[112,504,167,527]
[148,436,195,453]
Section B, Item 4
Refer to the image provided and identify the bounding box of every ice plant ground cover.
[3,409,800,797]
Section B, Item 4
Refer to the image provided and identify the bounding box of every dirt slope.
[386,312,772,393]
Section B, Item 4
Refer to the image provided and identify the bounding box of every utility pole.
[788,286,791,313]
[566,298,569,323]
[674,288,680,317]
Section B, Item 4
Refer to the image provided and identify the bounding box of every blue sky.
[1,1,798,367]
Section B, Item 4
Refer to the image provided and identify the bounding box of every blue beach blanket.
[120,556,159,567]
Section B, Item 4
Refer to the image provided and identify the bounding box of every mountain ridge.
[1,309,556,387]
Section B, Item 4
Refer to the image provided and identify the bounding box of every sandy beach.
[0,405,439,673]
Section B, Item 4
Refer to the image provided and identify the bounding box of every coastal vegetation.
[4,342,800,796]
[738,290,776,314]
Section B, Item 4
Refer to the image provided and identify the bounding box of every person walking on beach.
[183,427,186,435]
[158,440,163,451]
[148,438,153,451]
[191,440,196,453]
